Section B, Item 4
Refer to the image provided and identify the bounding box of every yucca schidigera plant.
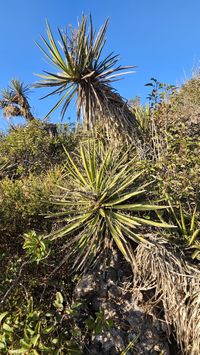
[35,15,139,141]
[166,195,200,259]
[47,143,173,271]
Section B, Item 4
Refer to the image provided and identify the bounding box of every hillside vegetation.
[0,15,200,355]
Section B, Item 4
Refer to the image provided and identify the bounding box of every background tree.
[0,79,34,122]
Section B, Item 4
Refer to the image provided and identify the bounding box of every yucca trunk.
[18,96,35,122]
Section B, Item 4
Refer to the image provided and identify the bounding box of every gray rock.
[73,252,170,354]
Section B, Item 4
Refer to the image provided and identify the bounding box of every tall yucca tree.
[0,79,34,122]
[34,15,139,141]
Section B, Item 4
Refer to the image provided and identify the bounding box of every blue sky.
[0,0,200,128]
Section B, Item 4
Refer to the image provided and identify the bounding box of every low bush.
[0,296,83,354]
[0,167,63,239]
[0,120,76,177]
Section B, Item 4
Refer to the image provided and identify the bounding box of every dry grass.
[133,238,200,354]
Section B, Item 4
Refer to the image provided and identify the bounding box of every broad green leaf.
[9,349,30,354]
[0,312,8,323]
[2,323,13,333]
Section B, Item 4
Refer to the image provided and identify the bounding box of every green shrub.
[134,78,200,205]
[0,296,82,354]
[0,120,76,177]
[23,230,50,264]
[154,122,200,205]
[0,293,116,354]
[0,167,63,238]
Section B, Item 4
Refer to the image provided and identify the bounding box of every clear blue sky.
[0,0,200,128]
